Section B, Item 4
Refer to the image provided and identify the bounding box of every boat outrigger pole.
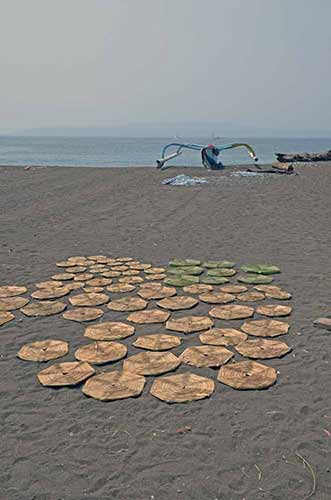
[156,142,258,170]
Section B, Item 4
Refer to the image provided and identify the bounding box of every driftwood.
[246,167,295,175]
[271,162,294,172]
[275,150,331,163]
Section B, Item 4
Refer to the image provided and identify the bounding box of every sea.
[0,136,330,168]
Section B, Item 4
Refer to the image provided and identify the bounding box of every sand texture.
[1,165,331,500]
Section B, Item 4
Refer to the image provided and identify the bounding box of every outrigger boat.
[156,141,258,170]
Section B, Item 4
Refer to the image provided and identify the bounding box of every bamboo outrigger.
[156,141,258,170]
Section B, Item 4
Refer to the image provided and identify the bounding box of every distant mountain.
[7,122,331,138]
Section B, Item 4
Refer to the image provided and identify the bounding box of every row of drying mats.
[0,256,293,403]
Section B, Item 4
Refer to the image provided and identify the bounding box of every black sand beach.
[1,164,331,500]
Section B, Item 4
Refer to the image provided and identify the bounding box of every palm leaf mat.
[1,256,294,403]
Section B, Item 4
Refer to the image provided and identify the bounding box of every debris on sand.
[232,166,296,177]
[313,317,331,331]
[162,174,208,186]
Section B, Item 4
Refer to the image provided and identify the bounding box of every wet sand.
[1,164,331,500]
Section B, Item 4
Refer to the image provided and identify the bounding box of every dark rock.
[275,150,331,163]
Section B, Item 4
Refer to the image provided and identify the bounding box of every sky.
[1,0,331,135]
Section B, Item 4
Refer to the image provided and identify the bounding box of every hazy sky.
[1,0,330,133]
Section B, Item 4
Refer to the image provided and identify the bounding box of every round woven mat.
[107,297,147,312]
[75,341,127,364]
[17,339,69,362]
[236,291,265,302]
[180,345,234,368]
[0,296,29,311]
[156,296,198,311]
[83,370,146,401]
[107,283,136,293]
[123,351,180,376]
[21,301,67,317]
[218,360,277,390]
[235,338,291,359]
[209,305,254,320]
[0,286,27,298]
[241,319,290,337]
[133,334,181,351]
[199,292,235,304]
[199,328,248,346]
[69,293,109,307]
[166,316,214,334]
[31,287,70,300]
[150,373,214,403]
[85,321,135,340]
[256,304,292,317]
[0,311,15,326]
[63,307,104,322]
[138,285,176,300]
[127,309,170,324]
[183,284,213,294]
[38,361,95,386]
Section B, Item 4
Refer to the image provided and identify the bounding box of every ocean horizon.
[0,136,330,168]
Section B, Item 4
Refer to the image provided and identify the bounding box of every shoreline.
[0,163,273,170]
[1,161,328,173]
[1,159,329,170]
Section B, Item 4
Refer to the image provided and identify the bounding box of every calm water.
[0,136,330,167]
